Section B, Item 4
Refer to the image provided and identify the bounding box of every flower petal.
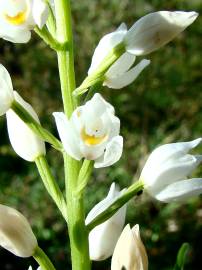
[94,136,123,168]
[0,26,31,43]
[87,183,127,261]
[0,64,14,115]
[111,224,148,270]
[104,59,150,89]
[124,11,198,55]
[85,182,121,225]
[106,52,136,78]
[141,138,202,182]
[53,112,83,160]
[156,178,202,203]
[88,24,127,74]
[145,154,202,198]
[32,0,49,28]
[6,92,46,161]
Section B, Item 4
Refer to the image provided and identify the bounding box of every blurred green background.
[0,0,202,269]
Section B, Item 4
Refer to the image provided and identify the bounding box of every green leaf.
[174,243,191,270]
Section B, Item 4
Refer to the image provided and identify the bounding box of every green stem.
[11,100,62,151]
[87,180,144,231]
[35,26,68,51]
[75,159,94,195]
[33,246,56,270]
[54,0,91,269]
[35,155,68,222]
[54,0,76,117]
[64,155,91,270]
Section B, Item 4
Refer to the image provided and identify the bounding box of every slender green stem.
[86,180,144,231]
[11,100,62,151]
[35,155,68,222]
[64,155,91,270]
[33,246,56,270]
[54,0,76,117]
[75,159,94,195]
[54,0,91,269]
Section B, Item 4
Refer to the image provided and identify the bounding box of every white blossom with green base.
[86,183,127,261]
[6,91,46,162]
[140,138,202,202]
[74,11,198,96]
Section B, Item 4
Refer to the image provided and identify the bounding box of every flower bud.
[54,93,123,168]
[140,138,202,202]
[124,11,198,55]
[0,204,38,257]
[0,0,49,43]
[86,183,127,261]
[6,91,46,161]
[111,224,148,270]
[0,64,14,116]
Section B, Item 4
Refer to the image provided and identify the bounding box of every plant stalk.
[54,0,91,269]
[35,155,68,222]
[33,246,56,270]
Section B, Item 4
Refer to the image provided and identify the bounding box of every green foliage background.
[0,0,202,269]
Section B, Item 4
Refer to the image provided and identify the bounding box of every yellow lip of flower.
[81,128,108,146]
[4,10,27,25]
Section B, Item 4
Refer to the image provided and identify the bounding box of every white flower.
[0,204,38,257]
[140,138,202,202]
[88,11,198,89]
[85,183,127,261]
[124,11,198,55]
[6,91,46,161]
[53,93,123,168]
[28,267,41,270]
[111,224,148,270]
[0,0,49,43]
[0,64,14,116]
[88,23,150,89]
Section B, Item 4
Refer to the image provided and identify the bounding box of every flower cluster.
[0,5,201,270]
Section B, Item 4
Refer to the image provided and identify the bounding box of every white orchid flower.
[53,93,123,168]
[111,224,148,270]
[0,204,38,257]
[6,91,46,162]
[88,11,197,89]
[140,138,202,203]
[28,267,41,270]
[0,0,49,43]
[0,64,14,116]
[85,183,127,261]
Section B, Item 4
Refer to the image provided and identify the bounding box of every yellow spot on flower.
[81,128,107,146]
[5,11,27,25]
